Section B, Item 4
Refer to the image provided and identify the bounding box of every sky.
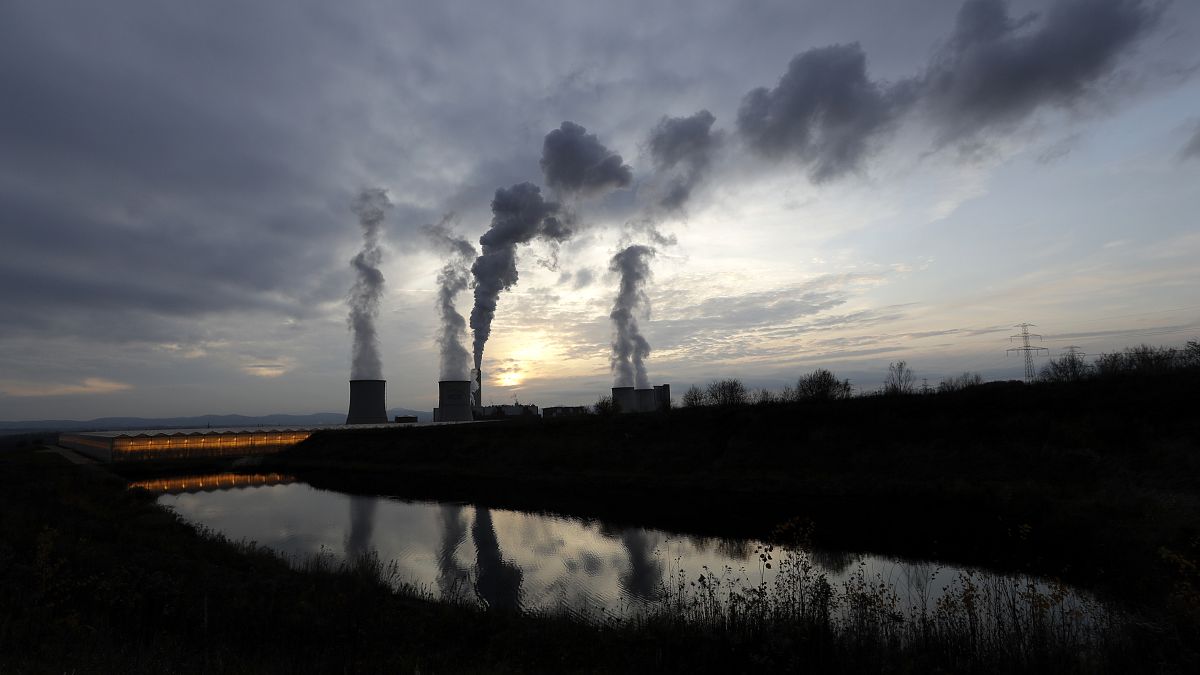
[2,0,1199,420]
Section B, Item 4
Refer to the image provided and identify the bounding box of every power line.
[1007,323,1049,383]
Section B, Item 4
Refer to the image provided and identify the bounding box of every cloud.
[1181,120,1200,161]
[241,364,290,378]
[0,378,132,397]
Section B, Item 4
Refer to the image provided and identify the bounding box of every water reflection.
[152,476,1097,621]
[436,505,469,600]
[620,529,663,601]
[471,507,523,610]
[346,495,378,559]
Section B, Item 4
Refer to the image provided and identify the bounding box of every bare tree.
[753,388,778,405]
[681,384,707,408]
[593,395,616,416]
[794,368,853,401]
[705,378,748,407]
[1040,353,1090,383]
[884,361,915,396]
[1186,340,1200,368]
[938,371,984,393]
[1095,344,1179,376]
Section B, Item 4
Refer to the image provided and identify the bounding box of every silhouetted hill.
[0,407,431,433]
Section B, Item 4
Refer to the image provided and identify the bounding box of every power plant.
[611,384,671,413]
[346,379,389,425]
[434,380,474,422]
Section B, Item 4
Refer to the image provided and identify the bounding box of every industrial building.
[542,406,590,418]
[611,384,671,413]
[474,403,539,419]
[57,426,369,463]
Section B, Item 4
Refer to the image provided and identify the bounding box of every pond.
[142,474,1107,627]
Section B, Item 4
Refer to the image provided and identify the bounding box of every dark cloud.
[1036,132,1083,165]
[1181,120,1200,161]
[469,183,568,369]
[919,0,1161,145]
[540,121,633,197]
[737,43,914,182]
[647,110,723,211]
[0,3,385,350]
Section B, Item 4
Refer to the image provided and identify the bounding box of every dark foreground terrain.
[3,370,1198,672]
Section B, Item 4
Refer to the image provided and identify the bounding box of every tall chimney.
[346,379,388,425]
[471,368,482,407]
[437,380,474,422]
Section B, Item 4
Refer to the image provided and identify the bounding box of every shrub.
[794,369,853,401]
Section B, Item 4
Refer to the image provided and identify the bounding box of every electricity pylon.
[1008,323,1049,382]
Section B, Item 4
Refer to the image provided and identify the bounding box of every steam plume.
[423,217,477,381]
[541,121,633,197]
[347,188,391,380]
[736,0,1159,177]
[469,182,567,369]
[647,110,724,211]
[920,0,1160,146]
[609,245,655,389]
[737,43,912,182]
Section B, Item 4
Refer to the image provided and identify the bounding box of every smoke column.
[347,188,391,380]
[423,219,477,380]
[609,245,656,389]
[469,182,567,370]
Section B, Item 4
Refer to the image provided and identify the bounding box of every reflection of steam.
[345,495,377,559]
[809,547,856,575]
[437,505,470,600]
[715,538,752,561]
[471,507,522,610]
[619,529,664,601]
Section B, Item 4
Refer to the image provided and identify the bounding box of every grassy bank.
[1,448,1187,673]
[264,372,1200,628]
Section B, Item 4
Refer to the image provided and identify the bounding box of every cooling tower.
[611,386,636,413]
[654,384,671,410]
[634,388,656,413]
[437,380,474,422]
[346,380,388,425]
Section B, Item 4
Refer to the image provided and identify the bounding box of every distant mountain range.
[0,408,432,433]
